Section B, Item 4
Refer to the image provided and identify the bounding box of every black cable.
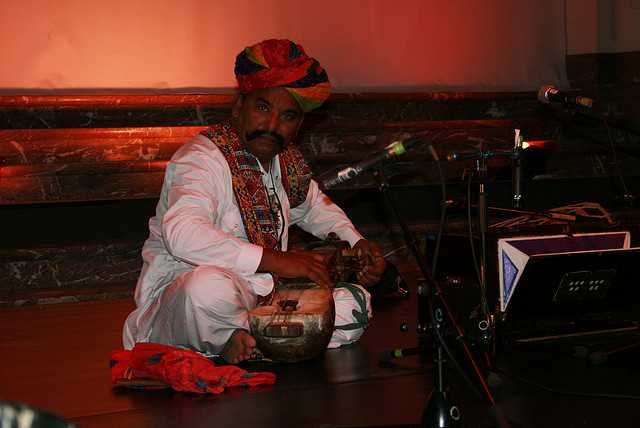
[424,152,499,404]
[423,150,485,399]
[603,118,632,205]
[374,155,501,418]
[467,172,482,287]
[429,147,447,277]
[477,157,491,319]
[479,225,489,316]
[389,148,489,401]
[465,166,491,319]
[430,304,485,400]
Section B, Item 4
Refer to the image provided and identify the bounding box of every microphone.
[320,138,422,189]
[537,85,594,109]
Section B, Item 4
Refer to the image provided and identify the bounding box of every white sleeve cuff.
[338,228,365,248]
[236,243,264,275]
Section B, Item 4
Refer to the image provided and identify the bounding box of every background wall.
[566,0,640,55]
[0,0,568,92]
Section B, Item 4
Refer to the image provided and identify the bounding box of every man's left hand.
[352,239,386,287]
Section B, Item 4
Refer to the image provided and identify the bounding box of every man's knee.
[181,266,236,307]
[329,283,373,348]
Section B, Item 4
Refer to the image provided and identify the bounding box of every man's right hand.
[258,248,333,288]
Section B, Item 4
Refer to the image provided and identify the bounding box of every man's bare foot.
[222,329,257,364]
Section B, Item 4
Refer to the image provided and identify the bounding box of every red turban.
[235,39,331,112]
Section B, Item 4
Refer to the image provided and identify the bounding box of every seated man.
[122,39,386,363]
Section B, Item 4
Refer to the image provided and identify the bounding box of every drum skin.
[249,283,335,363]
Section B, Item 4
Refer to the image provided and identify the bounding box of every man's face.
[232,87,304,167]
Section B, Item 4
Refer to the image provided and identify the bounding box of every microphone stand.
[463,145,521,324]
[372,167,497,427]
[476,148,490,321]
[444,143,525,343]
[512,141,523,210]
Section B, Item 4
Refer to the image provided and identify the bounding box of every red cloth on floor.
[111,343,276,394]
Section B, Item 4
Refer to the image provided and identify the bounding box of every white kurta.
[123,133,370,353]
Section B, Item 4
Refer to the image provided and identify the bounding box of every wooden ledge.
[0,91,536,108]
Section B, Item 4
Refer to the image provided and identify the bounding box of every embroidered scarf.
[201,123,312,251]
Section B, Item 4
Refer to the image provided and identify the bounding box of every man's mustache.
[245,130,285,148]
